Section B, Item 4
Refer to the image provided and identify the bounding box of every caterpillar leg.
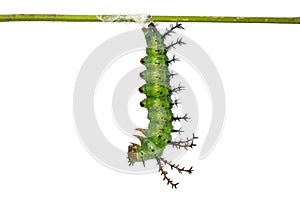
[172,113,190,122]
[172,127,184,134]
[163,22,185,38]
[171,83,185,94]
[156,157,179,189]
[166,55,180,65]
[156,157,193,189]
[169,133,198,150]
[160,157,193,174]
[171,99,181,108]
[167,70,178,79]
[166,37,186,50]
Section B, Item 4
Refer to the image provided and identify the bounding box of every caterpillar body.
[128,22,198,189]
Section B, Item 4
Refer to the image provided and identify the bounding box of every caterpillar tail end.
[142,27,147,32]
[128,142,139,166]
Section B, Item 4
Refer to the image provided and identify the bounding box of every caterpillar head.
[128,143,139,165]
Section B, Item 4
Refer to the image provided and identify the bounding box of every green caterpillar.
[128,22,198,189]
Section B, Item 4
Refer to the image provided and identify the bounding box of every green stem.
[0,14,299,24]
[153,16,300,24]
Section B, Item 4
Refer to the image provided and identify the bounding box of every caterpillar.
[128,22,198,189]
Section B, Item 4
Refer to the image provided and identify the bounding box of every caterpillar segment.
[127,22,198,188]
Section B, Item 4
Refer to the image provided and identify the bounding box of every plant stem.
[0,14,299,24]
[153,16,300,24]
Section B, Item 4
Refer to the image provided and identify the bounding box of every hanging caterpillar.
[128,22,198,189]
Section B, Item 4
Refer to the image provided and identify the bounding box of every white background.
[1,1,300,199]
